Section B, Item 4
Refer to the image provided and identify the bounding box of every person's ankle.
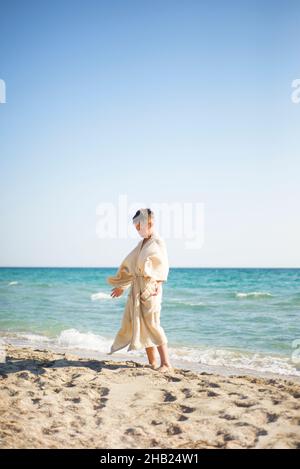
[150,361,158,367]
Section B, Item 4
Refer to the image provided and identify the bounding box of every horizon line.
[0,266,299,269]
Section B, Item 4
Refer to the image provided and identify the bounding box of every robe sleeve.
[106,257,133,291]
[143,239,169,282]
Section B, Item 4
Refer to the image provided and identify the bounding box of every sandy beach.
[0,344,299,449]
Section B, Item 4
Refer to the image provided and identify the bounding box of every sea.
[0,267,299,379]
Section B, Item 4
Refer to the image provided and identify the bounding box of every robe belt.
[128,273,145,318]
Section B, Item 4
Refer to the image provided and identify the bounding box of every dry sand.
[0,344,299,449]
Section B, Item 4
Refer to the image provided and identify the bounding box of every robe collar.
[138,230,159,254]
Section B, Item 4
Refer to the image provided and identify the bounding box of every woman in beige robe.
[106,208,173,372]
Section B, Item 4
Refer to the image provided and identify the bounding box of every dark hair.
[132,208,153,221]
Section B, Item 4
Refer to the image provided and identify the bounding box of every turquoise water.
[0,267,300,377]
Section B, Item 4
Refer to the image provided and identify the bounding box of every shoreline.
[0,344,299,449]
[1,336,300,384]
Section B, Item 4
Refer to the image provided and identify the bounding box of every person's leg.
[145,346,159,368]
[157,343,172,371]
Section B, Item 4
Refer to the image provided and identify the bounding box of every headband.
[132,208,153,225]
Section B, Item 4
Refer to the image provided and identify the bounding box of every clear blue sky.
[0,0,299,267]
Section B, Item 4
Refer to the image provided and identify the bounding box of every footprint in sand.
[42,427,59,435]
[93,389,110,411]
[164,375,182,383]
[219,413,236,421]
[32,398,41,405]
[124,427,145,436]
[207,391,220,397]
[177,414,189,422]
[180,404,196,414]
[181,388,193,398]
[150,438,160,447]
[163,391,177,402]
[65,381,76,388]
[272,399,281,405]
[100,387,110,397]
[266,412,278,423]
[166,424,182,436]
[93,398,108,411]
[216,431,235,443]
[256,429,268,436]
[65,397,81,403]
[208,382,221,388]
[151,419,163,426]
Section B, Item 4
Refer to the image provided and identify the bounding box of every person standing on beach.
[106,208,173,373]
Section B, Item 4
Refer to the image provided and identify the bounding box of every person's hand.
[111,287,124,298]
[152,281,162,296]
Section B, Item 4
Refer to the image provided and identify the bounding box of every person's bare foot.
[144,362,160,370]
[150,362,160,370]
[157,364,173,373]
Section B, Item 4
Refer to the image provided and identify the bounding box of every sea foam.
[235,291,272,298]
[91,292,112,300]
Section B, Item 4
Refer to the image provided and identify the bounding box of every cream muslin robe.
[106,232,169,354]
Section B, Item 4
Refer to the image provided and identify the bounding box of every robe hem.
[108,342,130,355]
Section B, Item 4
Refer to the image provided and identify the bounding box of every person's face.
[135,220,153,238]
